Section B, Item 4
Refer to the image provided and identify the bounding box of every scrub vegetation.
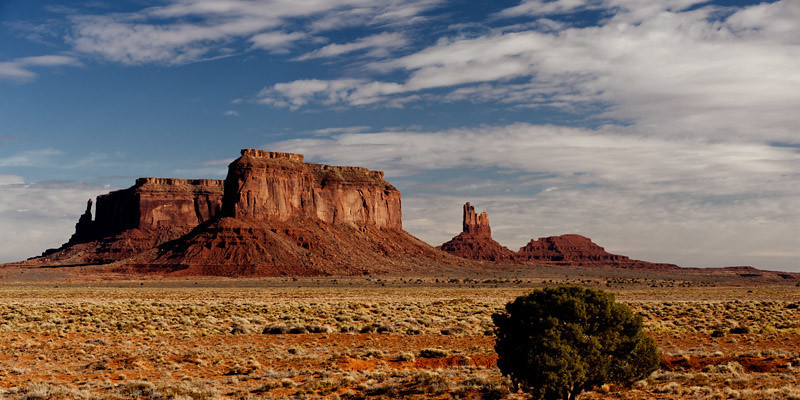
[0,278,798,399]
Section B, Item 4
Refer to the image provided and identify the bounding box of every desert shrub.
[307,325,332,333]
[13,383,92,400]
[230,317,253,334]
[116,381,159,398]
[263,324,290,334]
[493,286,660,400]
[730,326,750,334]
[397,352,415,362]
[441,326,466,335]
[362,349,384,359]
[405,371,450,394]
[418,348,449,358]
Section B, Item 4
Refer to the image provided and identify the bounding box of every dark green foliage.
[493,286,659,400]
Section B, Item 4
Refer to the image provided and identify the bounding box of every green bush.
[493,286,659,400]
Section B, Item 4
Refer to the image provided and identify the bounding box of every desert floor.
[0,269,799,399]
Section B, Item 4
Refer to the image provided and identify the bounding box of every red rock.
[517,234,680,268]
[223,149,401,229]
[26,149,474,275]
[438,203,516,262]
[440,202,680,269]
[516,234,630,264]
[37,178,224,265]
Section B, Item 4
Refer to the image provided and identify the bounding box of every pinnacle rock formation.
[27,149,473,276]
[438,203,516,262]
[439,202,679,269]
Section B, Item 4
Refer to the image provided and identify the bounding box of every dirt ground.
[0,268,799,399]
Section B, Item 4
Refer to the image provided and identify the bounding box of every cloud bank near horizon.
[268,123,800,269]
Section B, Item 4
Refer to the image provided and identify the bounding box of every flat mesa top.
[241,149,304,162]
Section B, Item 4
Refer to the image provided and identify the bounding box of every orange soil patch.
[661,355,791,373]
[336,354,497,371]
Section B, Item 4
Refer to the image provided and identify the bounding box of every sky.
[1,0,798,271]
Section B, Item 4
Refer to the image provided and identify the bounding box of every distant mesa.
[438,203,516,262]
[14,150,761,276]
[23,149,472,276]
[439,202,680,269]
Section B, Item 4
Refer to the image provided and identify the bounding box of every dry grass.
[0,281,798,399]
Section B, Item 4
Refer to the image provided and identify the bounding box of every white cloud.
[496,0,710,19]
[68,0,443,65]
[249,31,307,52]
[257,78,404,108]
[223,110,241,117]
[266,123,800,270]
[0,174,25,185]
[0,55,82,81]
[0,62,36,80]
[0,148,63,167]
[310,126,371,136]
[261,1,800,146]
[295,32,408,60]
[496,0,605,17]
[0,182,112,263]
[16,55,83,67]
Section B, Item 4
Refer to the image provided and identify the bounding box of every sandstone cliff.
[28,149,472,275]
[40,178,224,265]
[439,202,679,269]
[438,203,516,262]
[222,149,401,229]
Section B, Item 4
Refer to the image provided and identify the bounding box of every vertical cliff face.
[70,177,225,245]
[439,202,516,262]
[28,149,465,275]
[223,149,402,229]
[40,178,224,264]
[137,149,465,275]
[462,202,491,238]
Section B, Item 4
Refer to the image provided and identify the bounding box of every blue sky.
[1,0,798,270]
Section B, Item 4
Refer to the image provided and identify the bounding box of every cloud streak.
[0,55,82,81]
[259,1,800,146]
[67,0,443,65]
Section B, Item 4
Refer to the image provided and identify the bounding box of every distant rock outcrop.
[440,202,679,269]
[28,149,472,276]
[438,203,516,262]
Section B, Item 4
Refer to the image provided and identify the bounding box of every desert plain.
[1,264,799,400]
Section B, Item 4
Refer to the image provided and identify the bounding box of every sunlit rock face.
[439,202,516,262]
[28,149,476,276]
[223,149,402,230]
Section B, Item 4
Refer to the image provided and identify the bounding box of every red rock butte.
[28,149,473,276]
[440,202,680,269]
[438,203,516,262]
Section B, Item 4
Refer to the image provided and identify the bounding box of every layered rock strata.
[222,149,401,229]
[40,178,224,264]
[30,149,471,275]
